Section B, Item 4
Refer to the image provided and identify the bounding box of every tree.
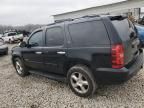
[0,24,44,34]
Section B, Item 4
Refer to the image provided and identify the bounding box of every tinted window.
[68,21,109,47]
[46,27,64,46]
[29,31,43,46]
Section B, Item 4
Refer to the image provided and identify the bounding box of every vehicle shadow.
[16,69,144,105]
[92,71,144,103]
[0,54,8,57]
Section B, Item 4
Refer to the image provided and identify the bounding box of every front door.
[22,30,45,70]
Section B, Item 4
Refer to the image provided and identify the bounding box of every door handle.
[57,51,66,55]
[35,52,42,54]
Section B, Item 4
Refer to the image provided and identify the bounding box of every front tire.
[13,58,29,77]
[67,65,97,97]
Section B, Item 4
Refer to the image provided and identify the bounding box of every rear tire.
[67,65,97,97]
[13,58,29,77]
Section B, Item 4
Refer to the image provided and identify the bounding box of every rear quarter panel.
[66,46,111,70]
[64,19,112,72]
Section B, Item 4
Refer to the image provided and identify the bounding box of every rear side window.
[46,27,64,47]
[112,19,132,41]
[68,21,109,47]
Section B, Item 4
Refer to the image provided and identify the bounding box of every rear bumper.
[95,49,143,83]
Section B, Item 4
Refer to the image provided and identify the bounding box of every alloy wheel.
[70,72,89,94]
[15,61,23,74]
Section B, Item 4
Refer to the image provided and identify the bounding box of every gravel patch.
[0,44,144,108]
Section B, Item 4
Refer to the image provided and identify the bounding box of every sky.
[0,0,128,26]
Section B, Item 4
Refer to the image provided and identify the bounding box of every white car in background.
[0,34,3,38]
[0,38,8,55]
[2,32,23,43]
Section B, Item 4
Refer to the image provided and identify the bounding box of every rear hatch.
[111,16,140,65]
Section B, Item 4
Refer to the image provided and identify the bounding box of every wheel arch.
[63,59,93,76]
[12,54,23,65]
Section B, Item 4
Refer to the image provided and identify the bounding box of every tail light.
[112,44,124,69]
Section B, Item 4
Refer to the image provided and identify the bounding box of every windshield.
[8,32,17,36]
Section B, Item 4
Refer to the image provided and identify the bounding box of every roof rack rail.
[54,14,101,23]
[47,14,125,26]
[67,14,101,21]
[81,14,100,18]
[46,18,74,26]
[81,13,111,18]
[55,18,73,23]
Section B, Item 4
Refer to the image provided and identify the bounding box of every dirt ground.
[0,44,144,108]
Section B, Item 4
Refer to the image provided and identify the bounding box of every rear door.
[112,18,140,65]
[43,24,67,74]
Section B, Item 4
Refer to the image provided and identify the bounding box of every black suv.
[11,15,143,97]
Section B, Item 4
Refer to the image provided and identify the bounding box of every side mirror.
[19,41,27,48]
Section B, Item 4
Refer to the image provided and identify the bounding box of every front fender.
[11,50,23,65]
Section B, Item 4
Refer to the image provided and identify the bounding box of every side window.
[46,27,64,47]
[29,31,43,46]
[68,21,109,47]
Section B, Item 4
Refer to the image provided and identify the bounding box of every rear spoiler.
[109,15,127,21]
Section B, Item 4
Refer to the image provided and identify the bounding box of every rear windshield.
[68,20,110,47]
[112,19,134,41]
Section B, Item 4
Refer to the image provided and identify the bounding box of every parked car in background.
[135,24,144,46]
[2,32,23,43]
[12,15,143,97]
[0,38,8,55]
[0,34,3,38]
[138,16,144,25]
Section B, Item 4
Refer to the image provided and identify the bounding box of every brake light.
[112,44,124,69]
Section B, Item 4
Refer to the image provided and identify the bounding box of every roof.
[47,15,126,27]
